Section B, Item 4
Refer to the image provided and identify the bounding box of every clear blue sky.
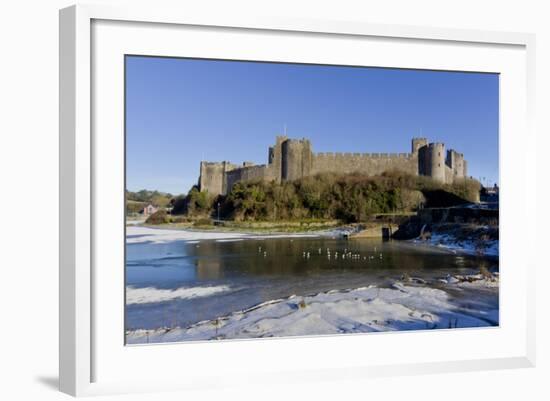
[126,56,499,195]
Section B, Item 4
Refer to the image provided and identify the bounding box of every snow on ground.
[414,233,499,257]
[126,285,233,305]
[126,281,498,344]
[452,274,499,289]
[126,219,146,226]
[125,225,498,344]
[126,225,322,244]
[126,226,248,244]
[251,233,321,239]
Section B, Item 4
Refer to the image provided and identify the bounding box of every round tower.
[411,137,428,154]
[281,139,304,181]
[428,143,446,183]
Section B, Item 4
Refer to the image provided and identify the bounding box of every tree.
[168,172,481,223]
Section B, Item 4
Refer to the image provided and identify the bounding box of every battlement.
[198,135,468,195]
[231,163,267,172]
[314,152,412,159]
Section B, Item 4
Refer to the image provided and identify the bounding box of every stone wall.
[418,207,498,224]
[446,149,465,178]
[225,164,274,193]
[199,161,238,195]
[311,152,418,176]
[444,165,454,184]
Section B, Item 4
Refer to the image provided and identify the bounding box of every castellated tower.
[268,135,288,184]
[199,160,238,195]
[446,149,465,178]
[427,143,446,183]
[281,138,312,181]
[411,137,428,155]
[412,137,429,176]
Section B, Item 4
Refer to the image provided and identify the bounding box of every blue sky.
[126,56,499,195]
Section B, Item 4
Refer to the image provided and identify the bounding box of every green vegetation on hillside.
[126,189,173,207]
[126,200,147,215]
[171,171,480,224]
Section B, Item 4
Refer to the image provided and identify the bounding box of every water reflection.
[195,258,223,280]
[125,237,498,330]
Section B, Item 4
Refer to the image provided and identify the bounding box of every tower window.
[438,163,440,167]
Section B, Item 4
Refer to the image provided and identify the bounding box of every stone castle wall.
[311,152,418,176]
[199,161,237,196]
[225,164,275,192]
[198,136,469,196]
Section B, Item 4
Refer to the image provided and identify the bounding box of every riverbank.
[126,273,498,344]
[126,224,499,343]
[126,225,326,244]
[414,233,499,257]
[128,222,499,258]
[136,218,342,234]
[410,223,499,257]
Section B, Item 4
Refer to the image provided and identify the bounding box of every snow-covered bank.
[126,226,248,244]
[126,225,322,244]
[126,285,232,305]
[126,219,145,226]
[126,277,499,344]
[411,233,499,257]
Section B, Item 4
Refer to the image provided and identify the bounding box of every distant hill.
[126,189,174,207]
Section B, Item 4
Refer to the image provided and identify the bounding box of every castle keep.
[199,136,468,196]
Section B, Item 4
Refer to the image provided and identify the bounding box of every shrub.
[399,189,426,211]
[193,218,213,227]
[177,172,482,223]
[479,265,493,279]
[171,186,215,217]
[145,210,170,225]
[170,215,190,224]
[126,200,147,215]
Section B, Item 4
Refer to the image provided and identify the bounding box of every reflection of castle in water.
[199,136,468,196]
[190,238,438,282]
[195,258,224,280]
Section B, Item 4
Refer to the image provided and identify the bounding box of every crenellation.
[198,135,468,195]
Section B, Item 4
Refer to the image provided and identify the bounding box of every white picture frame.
[59,4,536,397]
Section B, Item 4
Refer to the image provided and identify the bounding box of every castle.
[199,136,468,196]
